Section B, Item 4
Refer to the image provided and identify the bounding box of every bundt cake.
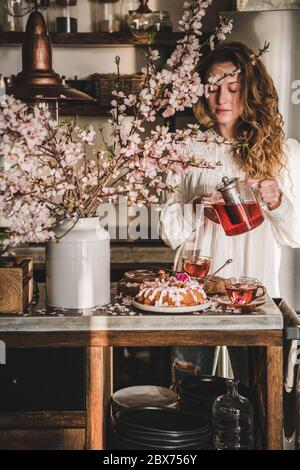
[135,270,207,307]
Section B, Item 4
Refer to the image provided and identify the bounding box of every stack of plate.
[111,386,179,418]
[114,406,212,450]
[178,375,250,418]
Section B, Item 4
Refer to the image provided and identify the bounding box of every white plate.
[132,299,211,314]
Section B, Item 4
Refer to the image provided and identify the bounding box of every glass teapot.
[205,176,265,236]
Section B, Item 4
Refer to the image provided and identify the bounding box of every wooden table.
[0,287,283,450]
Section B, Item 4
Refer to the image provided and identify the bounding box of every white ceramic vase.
[46,217,110,309]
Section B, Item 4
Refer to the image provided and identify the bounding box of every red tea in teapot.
[213,201,264,236]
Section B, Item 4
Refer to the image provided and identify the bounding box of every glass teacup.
[225,277,266,306]
[182,251,211,280]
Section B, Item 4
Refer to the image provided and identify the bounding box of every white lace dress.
[159,129,300,297]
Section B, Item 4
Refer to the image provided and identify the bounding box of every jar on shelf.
[153,11,172,33]
[120,0,137,31]
[37,0,51,30]
[212,379,254,450]
[127,0,156,36]
[97,0,121,33]
[55,0,78,33]
[43,0,57,32]
[0,75,6,96]
[0,0,33,32]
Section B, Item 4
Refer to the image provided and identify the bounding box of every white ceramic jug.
[46,217,110,309]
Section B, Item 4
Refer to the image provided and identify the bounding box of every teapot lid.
[216,176,239,192]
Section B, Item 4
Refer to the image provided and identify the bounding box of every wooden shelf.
[60,102,196,117]
[0,29,203,118]
[0,411,86,429]
[0,31,186,47]
[60,102,111,116]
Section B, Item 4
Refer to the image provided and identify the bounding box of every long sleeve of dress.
[265,138,300,248]
[159,173,197,250]
[160,137,300,250]
[158,131,300,296]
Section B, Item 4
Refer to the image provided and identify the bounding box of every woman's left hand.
[248,179,282,210]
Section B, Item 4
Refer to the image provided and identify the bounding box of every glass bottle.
[43,0,57,32]
[0,0,33,32]
[55,0,78,33]
[97,0,121,33]
[212,379,254,450]
[0,75,5,96]
[127,0,156,36]
[153,11,172,33]
[38,0,51,30]
[120,0,137,31]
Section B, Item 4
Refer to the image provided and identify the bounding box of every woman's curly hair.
[194,41,286,178]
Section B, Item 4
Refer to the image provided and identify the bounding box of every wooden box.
[92,73,144,107]
[0,257,33,314]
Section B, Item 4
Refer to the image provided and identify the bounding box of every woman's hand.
[248,179,282,211]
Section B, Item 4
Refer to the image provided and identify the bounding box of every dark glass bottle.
[212,379,254,450]
[55,0,78,33]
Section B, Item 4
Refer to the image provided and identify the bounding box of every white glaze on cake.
[136,275,207,307]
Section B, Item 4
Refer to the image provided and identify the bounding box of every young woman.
[159,41,300,380]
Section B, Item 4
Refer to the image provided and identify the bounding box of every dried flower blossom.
[175,272,191,282]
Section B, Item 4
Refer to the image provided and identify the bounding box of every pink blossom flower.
[175,272,191,283]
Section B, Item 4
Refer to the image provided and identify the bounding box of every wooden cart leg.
[85,346,113,450]
[267,346,283,450]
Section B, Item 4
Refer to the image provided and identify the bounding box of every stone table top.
[0,285,283,333]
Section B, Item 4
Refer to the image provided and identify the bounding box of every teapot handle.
[247,180,267,209]
[256,284,266,299]
[200,197,221,225]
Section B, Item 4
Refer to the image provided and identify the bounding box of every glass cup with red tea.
[182,251,211,280]
[225,277,266,306]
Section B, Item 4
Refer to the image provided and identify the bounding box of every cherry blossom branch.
[0,1,269,248]
[206,41,270,90]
